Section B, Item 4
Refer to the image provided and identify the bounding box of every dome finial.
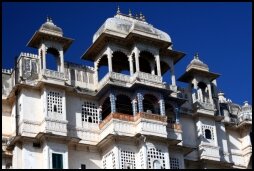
[194,52,199,60]
[129,9,132,17]
[140,12,143,20]
[117,5,120,14]
[46,16,50,22]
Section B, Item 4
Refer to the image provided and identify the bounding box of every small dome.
[186,53,209,72]
[241,101,252,114]
[39,17,63,37]
[93,14,171,43]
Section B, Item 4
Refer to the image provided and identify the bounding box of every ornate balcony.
[98,112,182,142]
[42,69,67,81]
[97,71,164,91]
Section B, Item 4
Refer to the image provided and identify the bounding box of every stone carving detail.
[43,69,66,80]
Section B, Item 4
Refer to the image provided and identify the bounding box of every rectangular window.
[170,157,180,169]
[81,164,86,169]
[52,153,63,169]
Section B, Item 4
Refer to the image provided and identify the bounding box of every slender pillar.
[109,91,116,113]
[151,63,155,75]
[42,45,46,70]
[94,65,99,85]
[132,99,138,115]
[98,105,102,122]
[170,68,176,86]
[107,47,113,72]
[207,83,213,104]
[128,55,134,76]
[155,54,161,76]
[159,95,165,116]
[175,106,180,124]
[137,91,144,113]
[59,50,64,72]
[134,47,140,72]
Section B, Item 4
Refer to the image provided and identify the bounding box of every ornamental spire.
[117,5,120,14]
[129,9,132,17]
[194,52,199,60]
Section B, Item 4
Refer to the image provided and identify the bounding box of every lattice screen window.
[170,157,180,169]
[81,102,98,124]
[120,150,136,169]
[88,73,94,84]
[147,147,165,169]
[47,91,63,114]
[202,125,215,140]
[103,151,116,169]
[83,72,88,83]
[140,150,144,169]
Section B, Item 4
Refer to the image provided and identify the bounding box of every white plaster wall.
[181,116,197,147]
[20,88,43,122]
[68,148,101,169]
[2,115,12,136]
[227,129,241,153]
[22,142,43,169]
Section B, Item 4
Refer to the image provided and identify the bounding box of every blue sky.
[2,2,252,105]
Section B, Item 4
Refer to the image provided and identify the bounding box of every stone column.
[174,106,180,124]
[42,45,46,70]
[207,83,213,104]
[155,54,161,76]
[128,55,134,76]
[159,95,166,116]
[132,99,138,115]
[59,50,64,72]
[137,91,144,113]
[107,47,113,72]
[134,47,140,72]
[94,65,99,85]
[151,63,155,75]
[98,105,102,122]
[170,67,176,86]
[109,91,116,113]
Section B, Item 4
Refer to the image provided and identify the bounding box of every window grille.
[170,157,180,169]
[202,125,214,140]
[82,102,98,124]
[103,151,116,169]
[120,150,136,169]
[47,91,62,114]
[147,147,165,169]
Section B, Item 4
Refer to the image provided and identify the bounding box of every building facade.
[2,10,252,169]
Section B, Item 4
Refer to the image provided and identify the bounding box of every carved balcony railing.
[42,69,67,81]
[98,112,183,142]
[134,71,163,84]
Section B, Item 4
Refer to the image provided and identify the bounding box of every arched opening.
[132,53,136,73]
[139,51,156,74]
[143,94,159,114]
[98,55,109,81]
[198,82,209,103]
[116,94,132,115]
[153,160,162,169]
[205,129,212,139]
[46,48,60,71]
[165,103,175,124]
[112,51,130,75]
[161,61,171,84]
[101,97,111,120]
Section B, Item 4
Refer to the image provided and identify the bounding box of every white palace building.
[2,9,252,169]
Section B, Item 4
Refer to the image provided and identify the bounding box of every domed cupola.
[186,53,209,72]
[39,17,63,37]
[241,101,252,115]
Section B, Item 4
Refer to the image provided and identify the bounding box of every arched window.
[116,94,132,115]
[46,48,60,71]
[102,97,111,120]
[160,61,171,84]
[153,160,162,169]
[143,94,159,114]
[98,55,109,81]
[112,51,130,75]
[205,129,212,139]
[139,51,155,74]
